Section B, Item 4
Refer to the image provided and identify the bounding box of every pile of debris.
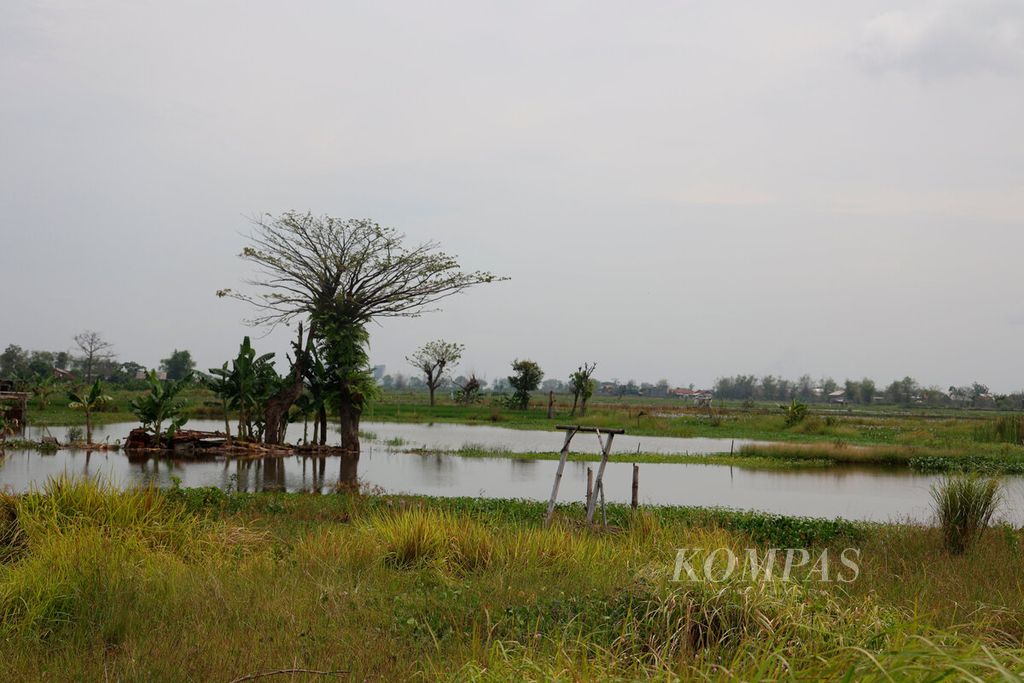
[124,428,228,453]
[123,428,297,457]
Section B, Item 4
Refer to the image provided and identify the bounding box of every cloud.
[858,1,1024,79]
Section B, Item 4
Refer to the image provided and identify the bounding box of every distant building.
[671,387,714,406]
[828,390,847,404]
[52,367,75,381]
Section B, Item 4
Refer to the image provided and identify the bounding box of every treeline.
[1,335,196,387]
[713,374,1023,409]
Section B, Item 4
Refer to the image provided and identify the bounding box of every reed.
[931,475,1002,554]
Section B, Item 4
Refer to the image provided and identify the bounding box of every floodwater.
[5,421,1024,524]
[22,420,760,455]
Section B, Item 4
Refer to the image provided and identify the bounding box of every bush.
[781,399,808,427]
[931,475,1002,555]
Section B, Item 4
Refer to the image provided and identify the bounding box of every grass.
[16,387,1024,473]
[931,475,1003,555]
[741,441,1024,473]
[1,479,1024,679]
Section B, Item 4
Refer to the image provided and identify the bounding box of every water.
[23,420,759,455]
[6,422,1024,524]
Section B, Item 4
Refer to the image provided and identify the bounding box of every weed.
[931,475,1002,555]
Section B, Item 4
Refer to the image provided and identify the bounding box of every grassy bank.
[16,388,1024,474]
[1,480,1023,680]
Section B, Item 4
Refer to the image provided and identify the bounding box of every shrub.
[781,399,808,427]
[931,475,1002,555]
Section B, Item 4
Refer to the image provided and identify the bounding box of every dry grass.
[1,480,1024,680]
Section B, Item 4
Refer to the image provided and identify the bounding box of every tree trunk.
[264,326,311,445]
[580,397,589,417]
[339,402,362,457]
[85,409,92,445]
[339,453,359,490]
[547,391,555,419]
[222,400,231,443]
[429,384,436,407]
[318,406,328,445]
[571,392,579,416]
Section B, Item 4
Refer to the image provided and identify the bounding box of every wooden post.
[631,464,639,510]
[586,429,615,524]
[586,466,593,507]
[545,428,578,527]
[547,391,555,419]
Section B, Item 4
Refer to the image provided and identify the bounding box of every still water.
[5,421,1023,524]
[23,420,760,455]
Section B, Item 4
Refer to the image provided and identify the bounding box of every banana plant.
[207,337,279,441]
[68,380,112,445]
[129,371,192,446]
[31,375,61,410]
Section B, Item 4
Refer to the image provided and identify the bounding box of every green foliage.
[569,362,597,416]
[207,337,279,440]
[780,398,808,427]
[159,349,196,381]
[973,415,1024,445]
[407,339,464,406]
[507,359,543,410]
[453,374,482,405]
[931,475,1002,555]
[67,380,112,444]
[128,371,193,443]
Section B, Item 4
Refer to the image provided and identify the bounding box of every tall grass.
[973,415,1024,445]
[931,475,1002,555]
[3,481,1024,680]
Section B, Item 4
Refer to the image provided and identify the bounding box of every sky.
[1,0,1023,391]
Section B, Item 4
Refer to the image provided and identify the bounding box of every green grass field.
[1,479,1023,681]
[13,387,1024,473]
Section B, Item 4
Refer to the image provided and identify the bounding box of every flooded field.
[5,421,1024,523]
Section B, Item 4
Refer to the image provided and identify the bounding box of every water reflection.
[2,445,1022,523]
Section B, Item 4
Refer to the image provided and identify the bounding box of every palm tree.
[68,380,112,445]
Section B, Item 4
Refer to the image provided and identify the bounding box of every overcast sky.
[2,1,1023,390]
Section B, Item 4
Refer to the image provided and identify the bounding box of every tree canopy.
[222,212,504,451]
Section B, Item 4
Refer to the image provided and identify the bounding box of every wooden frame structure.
[544,425,625,526]
[0,389,29,429]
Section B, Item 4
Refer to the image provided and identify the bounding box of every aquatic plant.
[931,475,1002,555]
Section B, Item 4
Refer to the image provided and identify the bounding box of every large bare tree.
[407,340,464,407]
[73,331,115,382]
[220,212,504,453]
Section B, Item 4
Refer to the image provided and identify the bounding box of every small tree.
[129,371,193,445]
[207,337,279,441]
[454,374,482,405]
[407,340,464,407]
[31,375,60,410]
[781,398,808,427]
[569,362,597,416]
[160,349,197,381]
[68,380,112,444]
[508,359,543,410]
[73,331,115,382]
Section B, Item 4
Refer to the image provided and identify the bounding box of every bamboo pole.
[544,428,578,527]
[631,464,639,510]
[586,429,615,524]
